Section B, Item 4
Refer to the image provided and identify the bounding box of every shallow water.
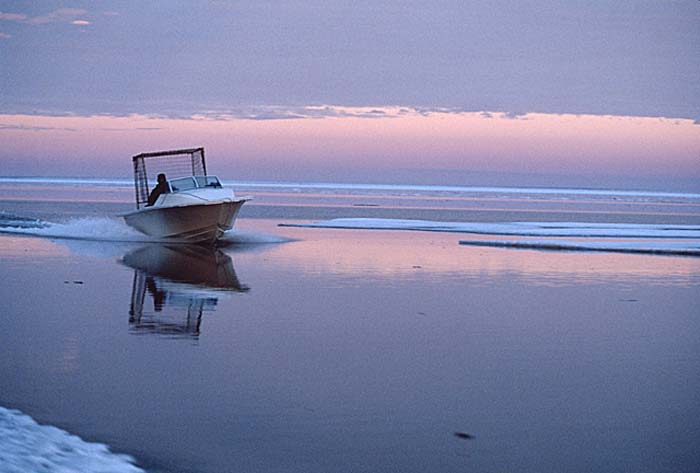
[1,181,700,472]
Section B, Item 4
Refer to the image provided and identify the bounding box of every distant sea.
[2,176,700,223]
[2,175,700,199]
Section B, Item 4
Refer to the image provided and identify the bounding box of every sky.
[1,1,699,190]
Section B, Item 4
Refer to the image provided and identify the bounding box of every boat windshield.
[169,176,222,192]
[169,177,197,192]
[195,176,222,188]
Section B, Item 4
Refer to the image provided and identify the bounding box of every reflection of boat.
[122,148,250,244]
[121,245,248,338]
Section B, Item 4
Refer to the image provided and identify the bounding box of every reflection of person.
[146,276,166,311]
[147,173,170,206]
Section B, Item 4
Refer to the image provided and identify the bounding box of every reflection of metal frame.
[129,271,206,337]
[122,244,248,339]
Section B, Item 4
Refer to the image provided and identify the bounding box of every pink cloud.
[0,109,697,186]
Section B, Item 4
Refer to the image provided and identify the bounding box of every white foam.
[283,218,700,239]
[459,239,700,256]
[0,406,144,473]
[0,216,158,242]
[219,228,292,244]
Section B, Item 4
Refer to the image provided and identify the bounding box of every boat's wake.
[0,213,151,242]
[0,212,289,245]
[219,228,292,245]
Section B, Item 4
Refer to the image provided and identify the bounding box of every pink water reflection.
[235,220,700,287]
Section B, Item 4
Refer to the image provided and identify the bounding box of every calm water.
[1,179,699,472]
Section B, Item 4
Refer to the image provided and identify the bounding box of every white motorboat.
[122,148,249,244]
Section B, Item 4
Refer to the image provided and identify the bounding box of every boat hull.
[123,199,247,244]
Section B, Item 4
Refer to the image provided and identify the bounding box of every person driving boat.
[147,173,170,206]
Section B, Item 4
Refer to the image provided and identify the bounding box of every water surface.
[1,181,699,472]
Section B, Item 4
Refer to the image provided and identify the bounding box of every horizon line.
[1,176,699,200]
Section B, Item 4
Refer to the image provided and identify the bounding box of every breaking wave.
[0,406,144,473]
